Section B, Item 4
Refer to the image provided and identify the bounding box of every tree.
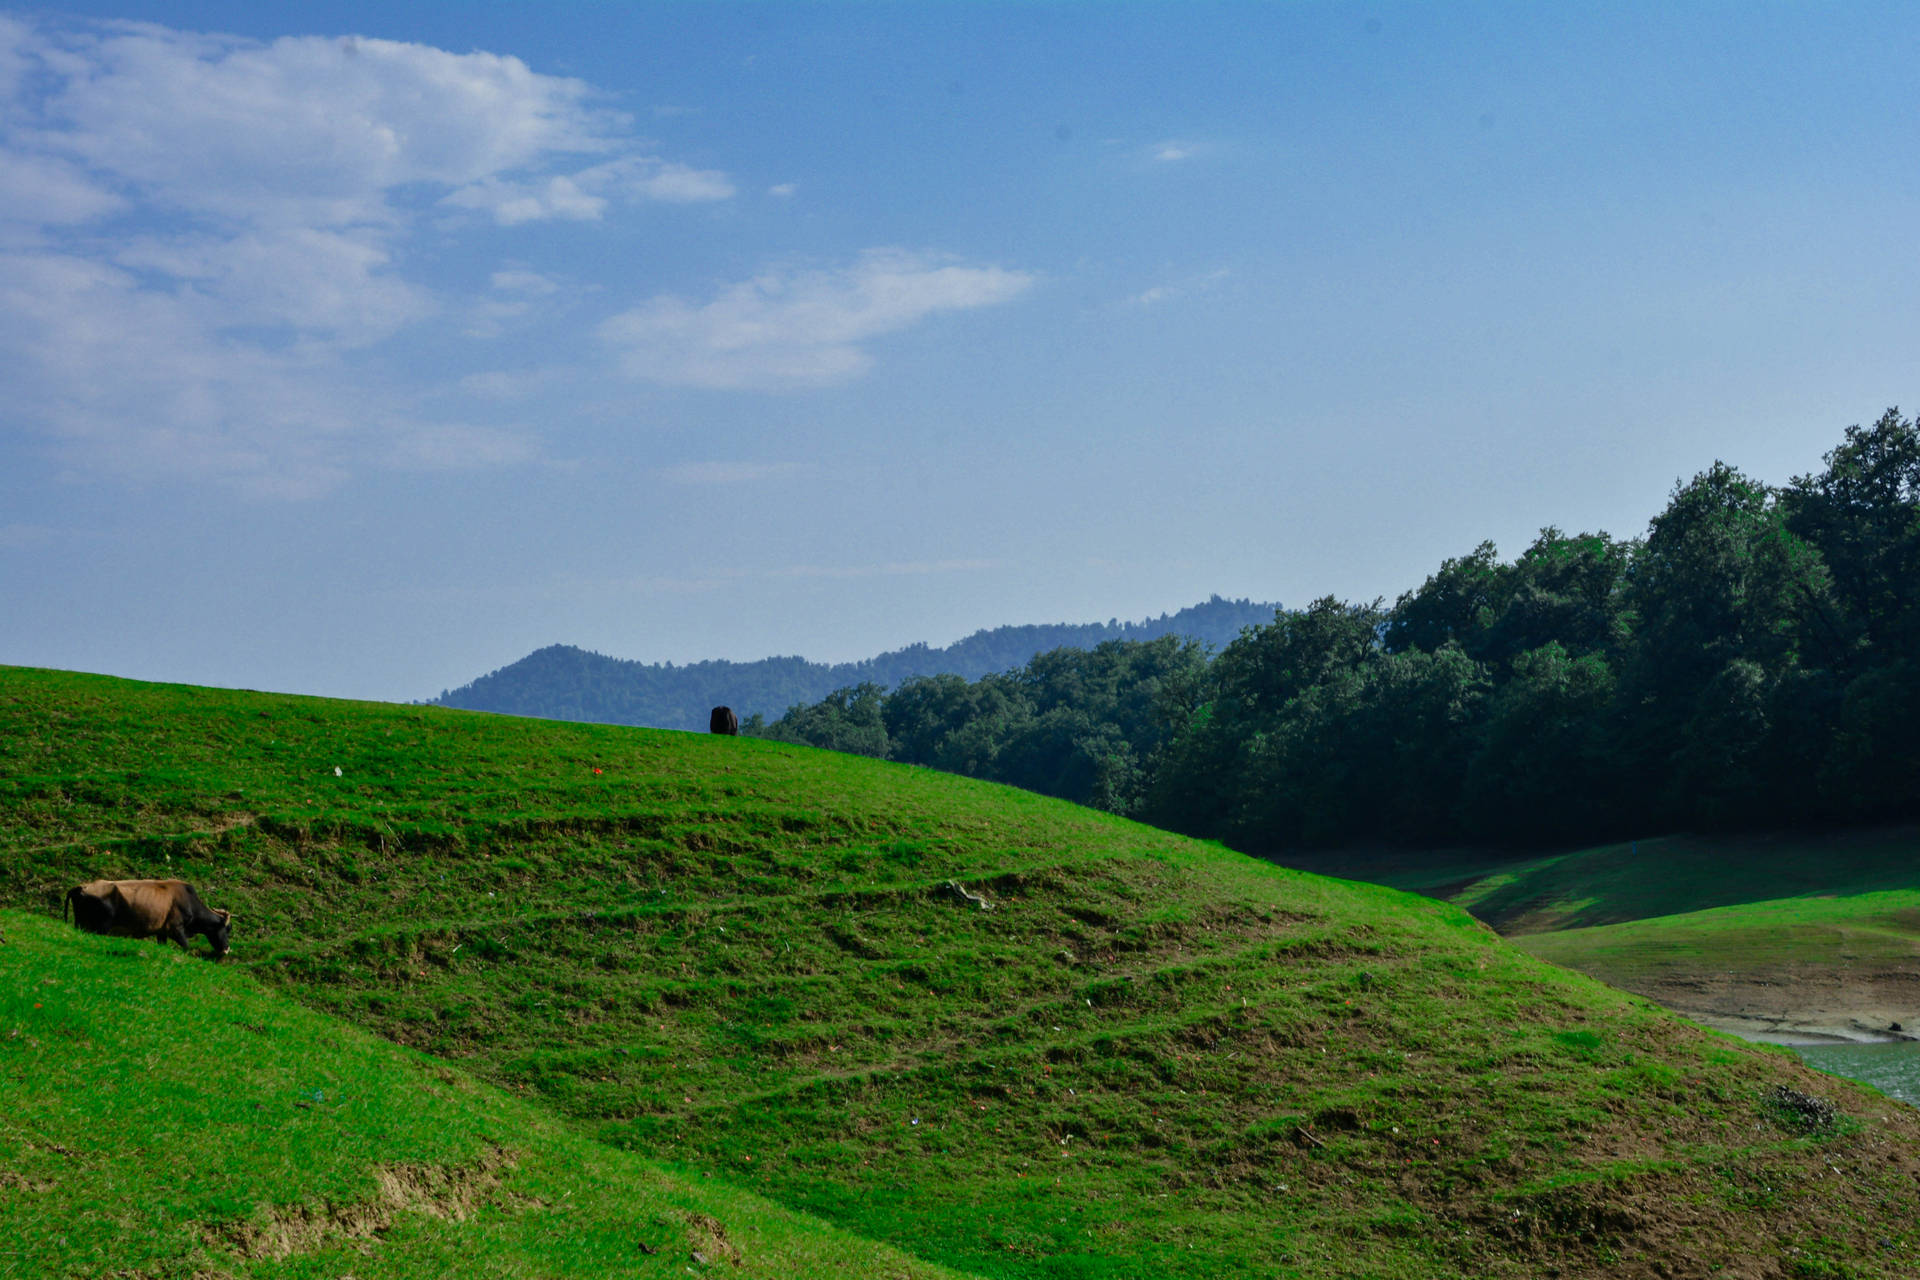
[1384,544,1511,658]
[1460,642,1617,844]
[1480,529,1635,666]
[753,683,890,758]
[1627,462,1832,690]
[1782,407,1920,657]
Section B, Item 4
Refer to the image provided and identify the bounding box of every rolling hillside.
[8,666,1920,1279]
[1289,829,1920,938]
[0,911,971,1280]
[1280,830,1920,1045]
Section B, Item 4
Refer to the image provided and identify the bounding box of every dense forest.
[431,596,1278,731]
[752,409,1920,852]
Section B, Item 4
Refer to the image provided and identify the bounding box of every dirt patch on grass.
[207,1145,517,1261]
[682,1210,743,1267]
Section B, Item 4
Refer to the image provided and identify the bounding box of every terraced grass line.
[1297,830,1920,1044]
[0,911,975,1280]
[10,666,1920,1278]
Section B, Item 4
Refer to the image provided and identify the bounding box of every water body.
[1794,1041,1920,1107]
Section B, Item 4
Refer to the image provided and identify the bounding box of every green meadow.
[9,666,1920,1279]
[1293,831,1920,1025]
[1516,890,1920,1000]
[1289,828,1920,938]
[1,911,965,1280]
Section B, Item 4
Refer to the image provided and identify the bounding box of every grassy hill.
[1,910,969,1280]
[1284,832,1920,1043]
[9,666,1920,1278]
[1310,829,1920,937]
[1514,891,1920,1039]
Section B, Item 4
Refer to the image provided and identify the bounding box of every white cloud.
[599,249,1034,390]
[490,268,562,295]
[114,227,431,346]
[446,173,609,225]
[1124,267,1232,309]
[633,161,734,203]
[0,15,30,99]
[0,152,124,225]
[768,182,798,198]
[31,26,619,228]
[443,155,732,224]
[0,15,732,494]
[1141,138,1227,167]
[0,247,396,496]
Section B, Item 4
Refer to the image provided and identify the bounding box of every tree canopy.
[754,410,1920,853]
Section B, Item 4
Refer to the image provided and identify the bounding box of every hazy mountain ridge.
[432,594,1279,731]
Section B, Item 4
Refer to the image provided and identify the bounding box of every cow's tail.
[63,886,77,923]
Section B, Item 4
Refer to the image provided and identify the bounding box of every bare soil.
[1620,966,1920,1044]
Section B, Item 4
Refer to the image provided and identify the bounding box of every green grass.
[0,910,969,1280]
[10,665,1920,1278]
[1285,828,1920,936]
[1516,889,1920,990]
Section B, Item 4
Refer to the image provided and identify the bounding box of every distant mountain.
[431,595,1280,731]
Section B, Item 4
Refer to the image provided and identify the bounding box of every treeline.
[432,596,1277,731]
[751,410,1920,852]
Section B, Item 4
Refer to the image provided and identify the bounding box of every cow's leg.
[168,923,193,950]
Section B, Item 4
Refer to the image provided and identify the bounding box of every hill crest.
[11,665,1920,1279]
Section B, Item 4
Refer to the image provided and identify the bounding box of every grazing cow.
[64,879,234,959]
[710,705,739,735]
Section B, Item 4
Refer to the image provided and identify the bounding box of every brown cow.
[710,705,739,735]
[64,879,234,958]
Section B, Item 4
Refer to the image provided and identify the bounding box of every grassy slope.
[1285,829,1920,937]
[1284,833,1920,1029]
[0,911,971,1280]
[9,666,1920,1278]
[1515,891,1920,1005]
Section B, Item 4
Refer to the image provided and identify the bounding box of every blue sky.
[4,2,1917,702]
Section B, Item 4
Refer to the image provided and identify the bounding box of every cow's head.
[208,908,233,959]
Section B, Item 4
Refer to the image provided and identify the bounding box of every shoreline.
[1610,968,1920,1046]
[1689,1011,1920,1046]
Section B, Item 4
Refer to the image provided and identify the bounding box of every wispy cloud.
[599,249,1034,390]
[1123,267,1232,309]
[1141,138,1225,167]
[443,155,733,225]
[491,269,562,295]
[0,16,729,495]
